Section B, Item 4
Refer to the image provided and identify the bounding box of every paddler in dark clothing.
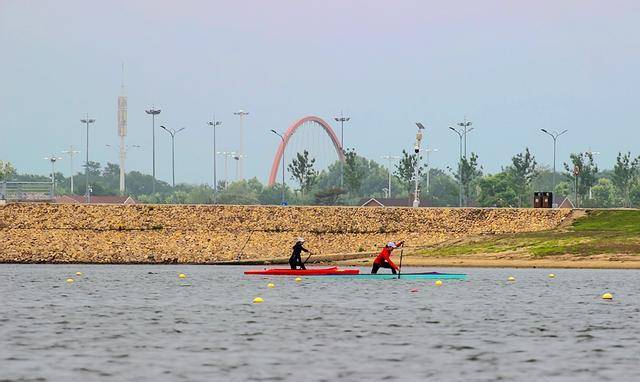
[371,241,404,274]
[289,237,310,270]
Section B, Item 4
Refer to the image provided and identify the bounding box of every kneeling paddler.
[371,241,404,274]
[289,237,312,270]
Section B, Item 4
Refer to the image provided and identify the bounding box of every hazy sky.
[1,0,639,184]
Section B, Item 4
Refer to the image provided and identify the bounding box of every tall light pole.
[424,147,439,194]
[413,122,426,208]
[380,155,400,198]
[80,115,95,203]
[233,110,249,180]
[457,117,473,158]
[160,126,186,188]
[145,107,161,193]
[61,146,80,194]
[270,130,287,205]
[333,111,351,188]
[44,155,62,195]
[208,118,222,203]
[540,129,568,196]
[449,126,464,207]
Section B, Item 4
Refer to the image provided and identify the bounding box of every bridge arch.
[268,116,345,186]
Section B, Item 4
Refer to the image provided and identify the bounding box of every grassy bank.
[415,210,640,261]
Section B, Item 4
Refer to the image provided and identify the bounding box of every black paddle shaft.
[397,249,404,279]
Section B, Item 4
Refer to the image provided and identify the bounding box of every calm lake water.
[1,265,639,381]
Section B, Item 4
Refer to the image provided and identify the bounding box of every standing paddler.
[371,241,404,274]
[289,237,311,270]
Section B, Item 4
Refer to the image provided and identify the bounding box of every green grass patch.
[419,210,640,258]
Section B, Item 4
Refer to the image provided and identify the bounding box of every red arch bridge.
[268,115,345,187]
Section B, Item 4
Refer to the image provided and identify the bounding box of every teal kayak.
[328,272,467,280]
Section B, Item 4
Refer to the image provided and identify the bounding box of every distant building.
[555,196,575,209]
[55,195,138,205]
[360,197,430,207]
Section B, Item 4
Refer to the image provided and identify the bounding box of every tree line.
[2,149,640,207]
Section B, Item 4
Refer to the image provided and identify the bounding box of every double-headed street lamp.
[61,146,80,194]
[413,122,426,208]
[44,155,62,195]
[208,118,223,203]
[270,129,287,205]
[457,117,473,158]
[145,107,161,193]
[160,126,186,188]
[333,111,351,188]
[80,115,95,203]
[380,155,400,198]
[540,129,568,194]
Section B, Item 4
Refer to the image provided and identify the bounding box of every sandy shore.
[336,253,640,269]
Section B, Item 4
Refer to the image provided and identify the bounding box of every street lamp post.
[145,107,161,194]
[333,111,351,188]
[208,118,222,203]
[61,146,80,194]
[424,148,439,194]
[413,122,426,208]
[80,115,95,203]
[449,126,464,207]
[160,126,186,188]
[217,151,235,189]
[270,130,287,205]
[540,129,568,196]
[380,155,400,198]
[44,155,62,195]
[457,117,473,158]
[233,110,249,180]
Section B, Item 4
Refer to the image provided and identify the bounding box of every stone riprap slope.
[0,204,572,263]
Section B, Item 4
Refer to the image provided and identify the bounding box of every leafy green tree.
[314,187,347,205]
[506,148,539,207]
[288,150,318,195]
[218,179,262,205]
[422,168,459,206]
[450,153,482,206]
[0,160,17,181]
[394,150,423,195]
[477,172,519,207]
[611,152,640,207]
[564,152,598,207]
[343,149,366,195]
[588,178,616,208]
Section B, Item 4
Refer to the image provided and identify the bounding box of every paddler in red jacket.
[371,241,404,274]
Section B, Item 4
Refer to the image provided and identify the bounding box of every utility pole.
[44,155,62,195]
[233,110,249,180]
[160,126,186,187]
[145,107,161,193]
[413,122,426,208]
[334,111,351,188]
[457,117,473,159]
[540,129,568,196]
[80,115,95,203]
[449,126,464,207]
[271,130,287,205]
[61,146,80,194]
[380,155,400,198]
[208,117,222,203]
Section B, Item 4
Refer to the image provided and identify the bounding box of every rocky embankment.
[0,203,572,263]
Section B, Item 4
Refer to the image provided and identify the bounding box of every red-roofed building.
[55,195,138,205]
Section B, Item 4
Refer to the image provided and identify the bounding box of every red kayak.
[244,267,360,276]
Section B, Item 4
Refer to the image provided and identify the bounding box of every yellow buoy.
[178,273,187,279]
[66,278,74,283]
[253,297,264,303]
[295,277,302,283]
[548,273,555,278]
[267,283,275,288]
[508,276,516,282]
[435,280,443,286]
[602,293,613,300]
[75,272,82,276]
